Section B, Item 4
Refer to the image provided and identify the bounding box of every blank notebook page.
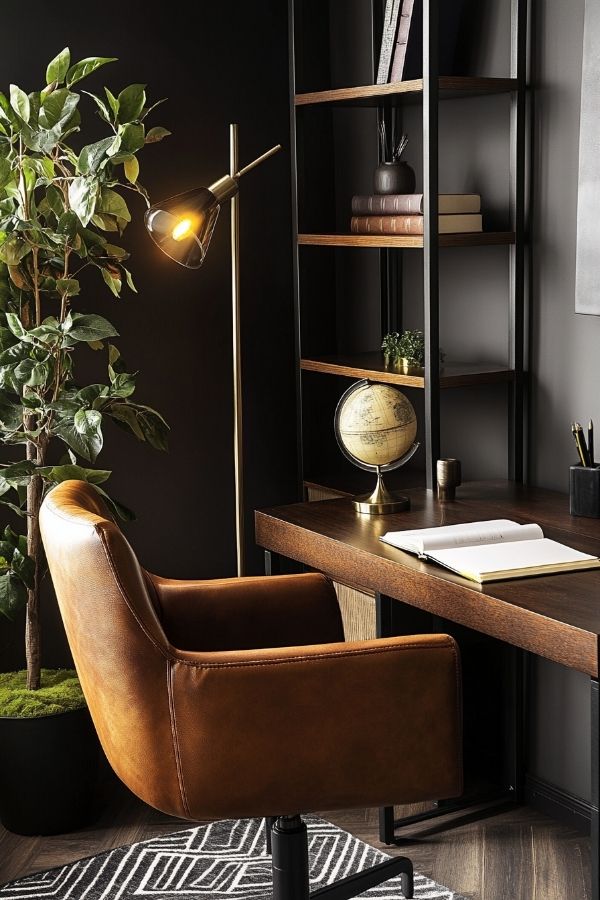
[431,538,597,577]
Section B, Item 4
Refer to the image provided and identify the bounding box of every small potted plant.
[382,329,425,374]
[0,48,170,835]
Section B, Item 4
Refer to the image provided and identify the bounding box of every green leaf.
[123,155,139,184]
[101,267,122,297]
[102,244,128,260]
[82,90,112,124]
[77,136,118,174]
[117,84,146,123]
[54,419,103,462]
[145,126,171,143]
[57,209,79,238]
[91,213,119,232]
[37,463,111,485]
[56,278,80,297]
[74,407,101,435]
[11,548,34,589]
[14,358,49,387]
[0,572,27,620]
[68,176,98,226]
[68,313,118,342]
[38,88,79,129]
[46,47,71,85]
[46,184,64,217]
[4,313,29,341]
[104,87,119,119]
[92,485,135,522]
[0,460,36,486]
[66,57,117,88]
[108,401,169,450]
[122,268,137,293]
[9,85,30,123]
[0,158,11,189]
[110,372,136,398]
[0,237,30,267]
[97,187,130,222]
[118,122,144,153]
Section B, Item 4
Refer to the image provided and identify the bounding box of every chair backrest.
[40,480,187,817]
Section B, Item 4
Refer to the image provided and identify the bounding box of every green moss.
[0,669,86,718]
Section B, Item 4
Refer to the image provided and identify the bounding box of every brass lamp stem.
[236,144,282,178]
[230,123,244,576]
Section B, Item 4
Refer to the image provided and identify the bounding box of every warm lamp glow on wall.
[145,125,281,575]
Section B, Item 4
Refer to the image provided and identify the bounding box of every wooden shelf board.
[301,353,515,388]
[298,232,515,248]
[295,76,518,107]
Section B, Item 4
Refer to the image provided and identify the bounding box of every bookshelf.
[288,0,530,497]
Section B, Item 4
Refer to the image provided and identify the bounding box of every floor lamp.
[145,126,281,576]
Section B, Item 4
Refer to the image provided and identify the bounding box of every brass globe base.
[352,469,411,516]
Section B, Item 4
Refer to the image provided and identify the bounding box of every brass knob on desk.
[437,459,462,502]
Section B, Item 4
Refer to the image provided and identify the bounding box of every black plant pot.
[373,161,416,195]
[0,706,100,835]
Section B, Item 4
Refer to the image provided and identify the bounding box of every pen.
[589,419,595,467]
[573,422,590,467]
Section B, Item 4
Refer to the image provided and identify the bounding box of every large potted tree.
[0,48,170,834]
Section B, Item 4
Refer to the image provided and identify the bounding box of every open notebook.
[380,518,600,584]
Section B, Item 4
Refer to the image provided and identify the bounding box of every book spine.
[376,0,403,84]
[351,194,424,215]
[389,0,415,83]
[351,215,424,235]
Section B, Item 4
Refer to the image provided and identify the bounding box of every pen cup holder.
[570,464,600,517]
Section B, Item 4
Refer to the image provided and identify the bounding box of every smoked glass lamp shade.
[144,187,222,269]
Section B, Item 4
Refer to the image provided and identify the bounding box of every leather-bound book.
[351,214,483,235]
[351,194,481,216]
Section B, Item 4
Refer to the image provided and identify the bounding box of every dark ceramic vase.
[0,707,100,835]
[373,161,416,195]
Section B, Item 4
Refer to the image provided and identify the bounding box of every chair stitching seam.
[95,526,171,660]
[173,640,457,669]
[167,660,191,818]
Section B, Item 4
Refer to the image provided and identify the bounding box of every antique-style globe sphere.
[334,380,419,514]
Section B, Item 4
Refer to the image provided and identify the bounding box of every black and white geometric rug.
[0,816,466,900]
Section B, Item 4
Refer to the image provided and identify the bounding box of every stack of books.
[350,194,482,235]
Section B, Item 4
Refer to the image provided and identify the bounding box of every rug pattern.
[0,816,466,900]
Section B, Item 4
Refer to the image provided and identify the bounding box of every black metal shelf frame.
[288,0,531,494]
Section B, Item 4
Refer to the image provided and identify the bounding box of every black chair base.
[268,815,414,900]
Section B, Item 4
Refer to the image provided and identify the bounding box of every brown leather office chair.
[40,480,462,900]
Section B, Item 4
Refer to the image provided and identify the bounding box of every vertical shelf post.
[423,0,440,490]
[289,0,305,499]
[508,0,529,482]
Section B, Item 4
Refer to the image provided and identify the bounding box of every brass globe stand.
[352,445,419,515]
[334,379,420,516]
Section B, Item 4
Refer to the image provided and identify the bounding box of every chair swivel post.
[271,815,310,900]
[270,814,414,900]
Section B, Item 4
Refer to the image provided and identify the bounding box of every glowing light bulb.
[172,218,193,241]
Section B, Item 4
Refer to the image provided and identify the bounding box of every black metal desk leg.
[375,593,396,844]
[264,550,281,575]
[592,678,599,900]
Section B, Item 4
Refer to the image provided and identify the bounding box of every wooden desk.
[255,480,600,898]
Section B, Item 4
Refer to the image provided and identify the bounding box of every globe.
[335,381,417,471]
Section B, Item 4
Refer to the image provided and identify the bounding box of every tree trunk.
[25,436,47,692]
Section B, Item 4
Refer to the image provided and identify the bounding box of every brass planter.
[384,356,425,376]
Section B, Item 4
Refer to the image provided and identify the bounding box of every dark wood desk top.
[255,481,600,677]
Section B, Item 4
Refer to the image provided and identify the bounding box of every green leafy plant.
[381,330,425,367]
[0,48,172,692]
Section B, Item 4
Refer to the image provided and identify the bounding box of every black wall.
[0,2,298,668]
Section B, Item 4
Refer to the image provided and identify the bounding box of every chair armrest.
[169,633,462,820]
[146,571,344,651]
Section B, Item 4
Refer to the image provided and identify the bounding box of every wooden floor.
[0,775,591,899]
